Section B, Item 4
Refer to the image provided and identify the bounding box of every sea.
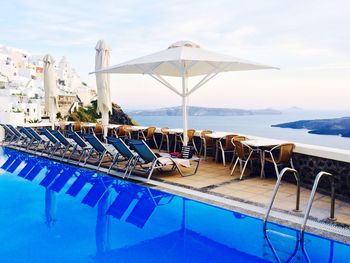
[131,110,350,150]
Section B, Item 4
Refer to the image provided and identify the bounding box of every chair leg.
[229,153,236,169]
[147,161,158,181]
[78,149,87,164]
[97,151,106,170]
[198,140,204,157]
[230,158,240,176]
[123,157,135,178]
[67,144,78,162]
[127,157,139,178]
[240,160,250,180]
[61,146,70,161]
[166,135,170,152]
[153,135,158,148]
[192,139,198,154]
[221,148,226,166]
[83,149,93,166]
[159,135,164,151]
[273,162,279,178]
[108,155,118,174]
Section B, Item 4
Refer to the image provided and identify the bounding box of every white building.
[0,44,95,124]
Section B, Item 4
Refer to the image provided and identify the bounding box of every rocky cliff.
[68,100,136,125]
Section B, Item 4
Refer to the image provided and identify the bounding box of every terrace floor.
[147,158,350,226]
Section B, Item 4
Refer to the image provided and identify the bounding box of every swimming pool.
[0,147,349,263]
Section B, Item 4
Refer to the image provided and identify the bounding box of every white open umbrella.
[95,40,112,138]
[43,54,58,129]
[93,41,278,145]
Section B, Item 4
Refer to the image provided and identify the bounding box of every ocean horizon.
[132,110,350,150]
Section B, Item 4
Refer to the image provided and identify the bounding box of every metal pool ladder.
[264,168,336,237]
[300,171,336,234]
[263,167,301,231]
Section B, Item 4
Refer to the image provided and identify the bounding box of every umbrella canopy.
[95,40,112,138]
[93,41,277,144]
[43,54,58,128]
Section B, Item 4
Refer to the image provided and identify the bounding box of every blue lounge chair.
[83,135,117,170]
[7,125,27,146]
[66,172,95,197]
[81,177,113,207]
[106,187,139,219]
[124,188,172,228]
[107,137,138,176]
[50,130,77,161]
[18,159,36,177]
[39,128,62,157]
[40,167,62,187]
[24,164,43,181]
[1,124,16,145]
[19,127,38,150]
[66,131,92,164]
[125,193,158,228]
[128,140,182,181]
[26,127,51,153]
[7,158,23,173]
[49,168,76,192]
[1,154,16,170]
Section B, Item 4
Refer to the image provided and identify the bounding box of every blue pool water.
[0,147,349,263]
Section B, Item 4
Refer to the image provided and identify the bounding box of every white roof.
[94,41,278,77]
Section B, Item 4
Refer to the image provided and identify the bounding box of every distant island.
[272,117,350,137]
[127,106,281,116]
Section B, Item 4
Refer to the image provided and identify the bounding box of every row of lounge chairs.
[1,124,198,181]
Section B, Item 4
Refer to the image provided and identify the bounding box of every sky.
[1,0,350,110]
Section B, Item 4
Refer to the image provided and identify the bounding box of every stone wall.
[287,153,350,202]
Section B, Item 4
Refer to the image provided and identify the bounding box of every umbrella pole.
[50,98,56,130]
[182,74,188,146]
[102,111,109,140]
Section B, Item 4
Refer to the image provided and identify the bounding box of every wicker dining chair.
[93,122,103,139]
[263,143,295,178]
[229,135,247,167]
[72,122,82,133]
[174,129,197,153]
[216,134,238,166]
[230,137,260,180]
[199,130,215,160]
[117,125,132,140]
[159,127,170,152]
[139,126,158,148]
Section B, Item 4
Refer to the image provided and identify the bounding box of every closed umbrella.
[95,40,112,138]
[43,54,58,129]
[93,41,277,145]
